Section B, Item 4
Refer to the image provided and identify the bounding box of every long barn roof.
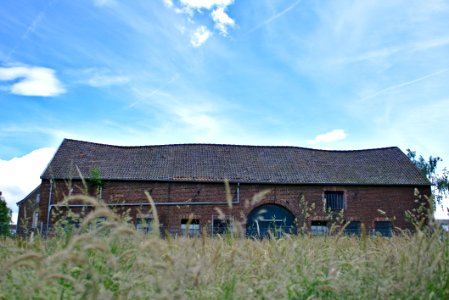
[41,139,430,186]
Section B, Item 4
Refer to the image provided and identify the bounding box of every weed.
[1,194,448,299]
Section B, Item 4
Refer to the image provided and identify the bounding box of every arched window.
[246,204,296,238]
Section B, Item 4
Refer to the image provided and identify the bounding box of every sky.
[1,0,449,223]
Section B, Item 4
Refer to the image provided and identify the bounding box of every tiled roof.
[41,139,430,186]
[17,185,40,205]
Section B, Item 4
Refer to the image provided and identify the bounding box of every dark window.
[311,221,328,235]
[96,217,107,226]
[374,221,392,237]
[136,217,153,234]
[181,219,200,236]
[344,221,361,236]
[325,191,345,211]
[212,217,232,235]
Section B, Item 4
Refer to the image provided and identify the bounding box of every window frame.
[135,217,153,234]
[181,219,201,236]
[344,221,361,236]
[211,215,233,235]
[310,220,328,236]
[324,191,345,212]
[374,221,393,237]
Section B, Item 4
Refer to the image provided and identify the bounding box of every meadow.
[1,195,448,299]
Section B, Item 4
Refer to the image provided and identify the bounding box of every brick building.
[18,139,431,237]
[16,186,41,236]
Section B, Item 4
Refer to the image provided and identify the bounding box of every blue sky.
[1,0,449,221]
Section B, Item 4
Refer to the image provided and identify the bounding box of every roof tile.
[41,139,430,186]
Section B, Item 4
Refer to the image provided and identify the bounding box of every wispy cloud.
[172,104,219,132]
[190,26,212,47]
[128,74,179,108]
[4,0,53,62]
[0,66,65,97]
[248,0,302,33]
[79,68,130,87]
[163,0,174,8]
[128,82,230,141]
[359,68,449,102]
[412,36,449,52]
[307,129,347,145]
[334,36,449,66]
[93,0,116,7]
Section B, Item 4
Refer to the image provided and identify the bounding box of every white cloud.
[0,66,65,97]
[166,0,235,46]
[174,107,218,131]
[211,7,235,35]
[307,129,347,145]
[190,26,212,47]
[0,147,56,224]
[180,0,234,10]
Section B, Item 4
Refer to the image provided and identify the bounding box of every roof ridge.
[17,184,41,204]
[62,138,398,152]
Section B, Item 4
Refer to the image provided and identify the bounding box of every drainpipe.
[46,179,53,237]
[237,182,240,204]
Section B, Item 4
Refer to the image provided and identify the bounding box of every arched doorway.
[246,204,297,238]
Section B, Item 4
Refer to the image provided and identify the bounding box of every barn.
[17,138,431,237]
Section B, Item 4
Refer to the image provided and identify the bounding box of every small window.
[374,221,392,237]
[32,208,39,229]
[136,217,153,234]
[212,216,232,235]
[181,219,200,236]
[311,221,328,236]
[325,191,345,211]
[344,221,361,236]
[92,217,107,229]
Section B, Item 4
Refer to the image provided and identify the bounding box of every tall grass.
[1,194,448,299]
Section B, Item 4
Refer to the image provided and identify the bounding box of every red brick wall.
[38,179,431,234]
[17,187,40,236]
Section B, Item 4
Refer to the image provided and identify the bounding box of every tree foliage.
[89,167,103,188]
[0,194,12,237]
[407,149,449,209]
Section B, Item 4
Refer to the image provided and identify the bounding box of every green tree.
[407,149,449,210]
[0,192,12,237]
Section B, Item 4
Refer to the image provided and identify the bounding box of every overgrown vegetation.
[0,193,11,237]
[1,193,449,299]
[407,149,449,209]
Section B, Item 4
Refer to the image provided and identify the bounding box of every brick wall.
[37,179,431,235]
[17,187,41,236]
